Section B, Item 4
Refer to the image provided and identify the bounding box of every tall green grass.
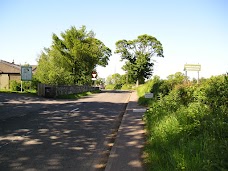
[137,79,156,106]
[141,74,228,170]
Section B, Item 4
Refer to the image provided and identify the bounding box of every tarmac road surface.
[0,90,131,171]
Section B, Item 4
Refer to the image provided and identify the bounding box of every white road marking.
[71,108,79,112]
[0,143,9,149]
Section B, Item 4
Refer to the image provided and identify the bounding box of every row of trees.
[105,71,188,90]
[34,25,164,85]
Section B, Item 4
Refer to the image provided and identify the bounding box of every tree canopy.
[115,34,164,84]
[35,26,111,85]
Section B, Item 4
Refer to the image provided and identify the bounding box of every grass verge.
[0,89,37,95]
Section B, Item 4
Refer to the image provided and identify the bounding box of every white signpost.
[184,64,201,83]
[184,64,201,71]
[21,66,32,92]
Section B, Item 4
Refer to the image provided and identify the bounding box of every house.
[0,60,37,89]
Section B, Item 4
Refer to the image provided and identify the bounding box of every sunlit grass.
[0,89,37,95]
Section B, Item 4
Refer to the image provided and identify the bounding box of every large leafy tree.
[35,26,111,85]
[115,34,164,84]
[35,48,73,85]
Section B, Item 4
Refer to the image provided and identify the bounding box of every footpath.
[105,91,146,171]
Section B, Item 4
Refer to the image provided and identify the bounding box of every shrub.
[10,80,21,91]
[114,83,122,90]
[121,84,134,90]
[31,76,40,90]
[105,84,115,90]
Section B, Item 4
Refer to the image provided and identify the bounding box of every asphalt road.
[0,90,131,171]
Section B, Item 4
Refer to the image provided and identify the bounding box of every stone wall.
[38,83,99,97]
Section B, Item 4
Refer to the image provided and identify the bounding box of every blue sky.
[0,0,227,79]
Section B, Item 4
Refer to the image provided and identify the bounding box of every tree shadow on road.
[0,91,130,171]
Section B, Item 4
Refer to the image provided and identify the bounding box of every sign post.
[21,66,32,92]
[184,64,201,84]
[92,71,97,80]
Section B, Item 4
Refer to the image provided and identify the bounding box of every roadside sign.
[145,93,153,98]
[21,66,32,81]
[184,64,201,71]
[92,71,97,80]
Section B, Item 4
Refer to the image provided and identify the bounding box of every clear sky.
[1,0,227,80]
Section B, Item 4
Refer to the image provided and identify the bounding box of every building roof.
[0,59,37,74]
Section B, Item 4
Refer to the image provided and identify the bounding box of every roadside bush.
[121,84,134,90]
[10,80,37,93]
[150,76,165,97]
[114,83,122,90]
[10,80,21,91]
[105,84,115,90]
[31,76,40,90]
[143,74,228,170]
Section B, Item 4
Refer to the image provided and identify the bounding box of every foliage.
[35,25,111,85]
[141,74,228,170]
[115,34,164,84]
[95,78,105,86]
[137,78,156,106]
[138,72,186,105]
[105,84,116,90]
[9,80,36,93]
[105,73,124,90]
[10,80,21,91]
[105,73,137,90]
[121,84,135,90]
[31,76,40,90]
[106,73,122,85]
